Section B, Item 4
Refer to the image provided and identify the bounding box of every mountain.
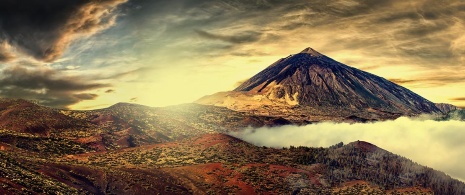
[440,108,465,121]
[197,47,442,121]
[435,103,458,114]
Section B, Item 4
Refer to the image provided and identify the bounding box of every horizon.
[0,1,464,109]
[1,46,463,111]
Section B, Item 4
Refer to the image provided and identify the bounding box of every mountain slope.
[197,47,441,121]
[43,133,465,194]
[435,103,458,114]
[0,98,302,153]
[0,98,93,136]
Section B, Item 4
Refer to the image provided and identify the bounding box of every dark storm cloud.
[195,30,263,44]
[0,66,107,91]
[105,89,115,93]
[0,66,109,108]
[0,0,127,62]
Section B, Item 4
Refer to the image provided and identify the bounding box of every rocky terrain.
[197,48,443,121]
[435,103,458,114]
[0,98,463,194]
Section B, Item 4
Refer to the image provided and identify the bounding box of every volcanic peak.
[300,47,323,57]
[198,47,442,119]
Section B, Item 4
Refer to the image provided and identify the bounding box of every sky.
[1,0,465,109]
[231,116,465,182]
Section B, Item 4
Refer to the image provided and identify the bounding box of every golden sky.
[0,0,465,109]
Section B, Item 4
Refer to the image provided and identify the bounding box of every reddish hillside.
[350,140,379,152]
[0,99,91,136]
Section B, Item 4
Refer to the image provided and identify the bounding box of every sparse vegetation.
[0,99,463,194]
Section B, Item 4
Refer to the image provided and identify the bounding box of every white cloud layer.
[230,117,465,182]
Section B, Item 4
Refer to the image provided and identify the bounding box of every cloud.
[107,67,153,79]
[0,65,109,108]
[0,0,127,62]
[130,0,465,69]
[195,29,263,44]
[451,97,465,101]
[73,93,98,100]
[0,41,15,62]
[388,78,418,85]
[229,49,270,57]
[387,73,465,88]
[230,116,465,182]
[105,89,115,93]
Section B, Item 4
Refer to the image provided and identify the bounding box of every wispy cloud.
[195,29,263,44]
[105,89,115,93]
[389,74,465,88]
[451,97,465,102]
[124,0,465,70]
[389,78,418,85]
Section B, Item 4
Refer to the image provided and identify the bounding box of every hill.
[0,99,302,152]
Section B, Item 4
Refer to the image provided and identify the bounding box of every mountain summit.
[197,47,441,121]
[299,47,322,56]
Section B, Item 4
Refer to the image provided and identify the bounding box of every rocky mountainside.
[435,103,458,114]
[197,47,442,121]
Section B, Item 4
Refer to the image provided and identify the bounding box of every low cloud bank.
[230,117,465,182]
